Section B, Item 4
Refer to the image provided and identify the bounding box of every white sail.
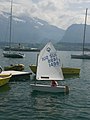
[36,42,64,80]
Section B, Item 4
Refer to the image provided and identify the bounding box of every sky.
[0,0,90,30]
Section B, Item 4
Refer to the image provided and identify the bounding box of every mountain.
[60,24,90,43]
[0,13,65,44]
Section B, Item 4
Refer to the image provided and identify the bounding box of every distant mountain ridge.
[1,12,90,45]
[0,13,65,44]
[61,24,90,43]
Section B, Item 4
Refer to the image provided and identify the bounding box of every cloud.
[0,0,90,29]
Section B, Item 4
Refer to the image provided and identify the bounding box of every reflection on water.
[30,92,69,120]
[0,84,10,93]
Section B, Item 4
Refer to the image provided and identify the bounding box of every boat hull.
[4,64,24,71]
[29,65,80,76]
[29,65,37,74]
[30,84,69,93]
[0,74,12,87]
[3,52,24,58]
[62,67,80,75]
[71,54,90,59]
[1,71,31,82]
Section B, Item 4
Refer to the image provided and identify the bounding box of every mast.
[9,0,13,50]
[82,8,88,55]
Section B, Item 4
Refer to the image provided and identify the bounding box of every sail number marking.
[42,52,60,67]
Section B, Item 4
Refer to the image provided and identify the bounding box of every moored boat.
[0,74,12,87]
[71,54,90,59]
[3,51,25,58]
[3,0,25,59]
[29,65,80,76]
[71,8,90,59]
[4,64,24,71]
[1,70,31,82]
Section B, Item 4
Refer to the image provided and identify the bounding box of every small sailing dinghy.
[30,42,69,93]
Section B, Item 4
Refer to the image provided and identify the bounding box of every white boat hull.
[3,52,25,58]
[30,84,69,93]
[71,54,90,59]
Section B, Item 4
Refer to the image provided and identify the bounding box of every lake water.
[0,49,90,120]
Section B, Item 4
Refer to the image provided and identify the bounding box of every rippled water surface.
[0,49,90,120]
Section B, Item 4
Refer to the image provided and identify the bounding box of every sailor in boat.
[51,80,58,87]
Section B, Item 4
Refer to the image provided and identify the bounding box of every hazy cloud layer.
[0,0,90,29]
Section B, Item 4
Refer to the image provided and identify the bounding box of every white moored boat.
[30,42,69,93]
[3,0,25,59]
[71,8,90,59]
